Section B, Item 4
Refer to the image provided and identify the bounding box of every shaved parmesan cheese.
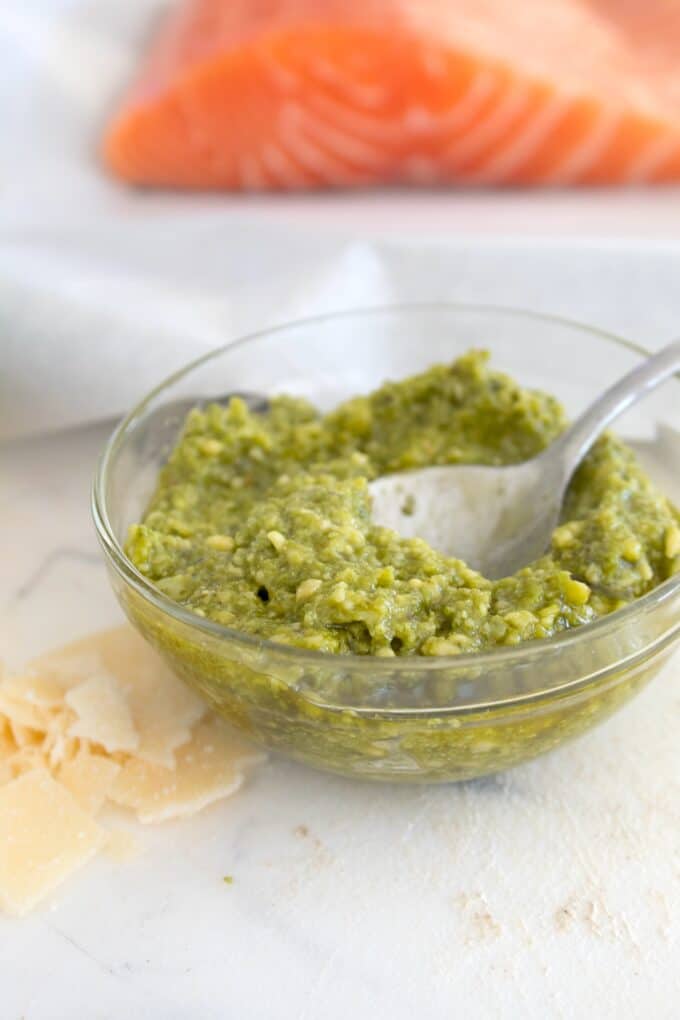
[27,650,114,693]
[128,677,205,769]
[2,673,65,708]
[58,753,121,815]
[0,770,105,916]
[111,716,264,824]
[104,829,138,862]
[42,720,81,771]
[0,726,17,783]
[6,746,47,779]
[0,690,50,732]
[61,627,205,767]
[8,720,41,749]
[65,675,139,753]
[33,628,154,694]
[0,720,15,759]
[0,625,266,916]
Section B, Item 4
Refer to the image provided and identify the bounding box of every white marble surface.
[1,406,679,1020]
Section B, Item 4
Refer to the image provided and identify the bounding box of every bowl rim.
[92,301,680,686]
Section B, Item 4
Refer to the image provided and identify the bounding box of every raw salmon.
[104,0,680,189]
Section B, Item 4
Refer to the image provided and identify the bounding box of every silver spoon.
[370,339,680,577]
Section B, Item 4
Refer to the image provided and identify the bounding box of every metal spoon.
[370,339,680,577]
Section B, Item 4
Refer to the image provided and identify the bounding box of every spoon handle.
[553,338,680,475]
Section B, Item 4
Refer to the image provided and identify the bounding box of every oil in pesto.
[127,351,680,656]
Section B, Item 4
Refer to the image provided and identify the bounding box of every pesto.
[126,351,680,656]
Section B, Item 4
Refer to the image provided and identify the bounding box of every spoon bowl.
[368,455,563,577]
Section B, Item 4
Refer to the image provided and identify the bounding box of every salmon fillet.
[103,0,680,189]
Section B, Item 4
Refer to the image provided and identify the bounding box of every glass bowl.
[92,305,680,782]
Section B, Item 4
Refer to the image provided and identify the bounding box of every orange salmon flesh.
[104,0,680,189]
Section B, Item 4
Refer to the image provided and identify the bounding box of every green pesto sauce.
[127,351,680,657]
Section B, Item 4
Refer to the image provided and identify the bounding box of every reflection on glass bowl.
[93,305,680,782]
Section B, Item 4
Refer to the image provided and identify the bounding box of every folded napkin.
[5,230,680,442]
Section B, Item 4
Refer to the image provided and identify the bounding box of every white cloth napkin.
[3,1,680,441]
[5,231,680,441]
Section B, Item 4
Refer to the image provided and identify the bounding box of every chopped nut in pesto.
[126,351,680,656]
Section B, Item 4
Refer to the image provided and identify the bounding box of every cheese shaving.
[104,829,138,862]
[110,716,264,823]
[0,770,106,916]
[0,690,50,731]
[0,721,15,762]
[65,674,139,753]
[0,625,265,916]
[8,720,41,749]
[58,753,121,815]
[2,673,65,708]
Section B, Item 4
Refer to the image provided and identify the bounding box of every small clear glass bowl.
[92,305,680,782]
